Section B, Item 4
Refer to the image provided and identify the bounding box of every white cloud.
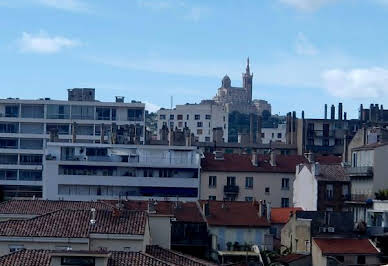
[35,0,89,12]
[295,32,318,55]
[144,101,161,112]
[136,0,182,10]
[279,0,336,11]
[18,31,81,54]
[185,7,205,22]
[322,68,388,98]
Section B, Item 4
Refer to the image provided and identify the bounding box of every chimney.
[249,114,254,144]
[338,103,343,120]
[100,123,105,144]
[115,96,124,103]
[324,104,327,119]
[301,110,305,119]
[90,208,96,225]
[330,105,335,120]
[360,104,364,121]
[305,152,315,163]
[256,116,262,144]
[270,150,276,167]
[72,122,77,143]
[251,150,258,167]
[344,112,347,121]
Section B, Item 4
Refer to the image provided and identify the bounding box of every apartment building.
[0,88,145,199]
[156,101,228,143]
[261,123,286,144]
[43,143,201,201]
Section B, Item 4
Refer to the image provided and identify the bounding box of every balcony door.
[227,176,236,186]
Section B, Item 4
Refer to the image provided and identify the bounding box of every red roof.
[199,201,270,227]
[103,200,205,223]
[313,238,380,255]
[201,153,341,173]
[270,207,302,224]
[275,253,309,263]
[0,209,146,238]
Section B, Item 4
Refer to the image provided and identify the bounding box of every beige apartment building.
[200,152,309,207]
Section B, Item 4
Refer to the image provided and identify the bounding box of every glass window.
[186,114,189,120]
[0,123,18,133]
[205,137,210,142]
[0,170,17,180]
[20,154,42,165]
[209,195,216,200]
[265,187,270,195]
[46,105,70,119]
[245,177,253,188]
[282,178,290,190]
[61,257,95,266]
[159,114,166,120]
[19,170,42,181]
[5,105,19,118]
[96,107,111,120]
[205,114,211,119]
[245,196,253,202]
[20,123,43,134]
[0,138,18,149]
[208,176,217,187]
[8,245,24,253]
[169,114,174,120]
[71,106,94,120]
[47,124,69,135]
[326,184,334,200]
[128,109,143,121]
[0,154,18,164]
[281,198,290,207]
[227,176,236,186]
[197,122,203,127]
[19,139,43,149]
[111,109,116,120]
[177,114,183,120]
[277,133,282,138]
[21,105,44,118]
[195,114,200,120]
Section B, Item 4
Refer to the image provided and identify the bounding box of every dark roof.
[313,238,380,255]
[352,142,388,151]
[275,253,310,263]
[201,153,341,173]
[103,200,205,223]
[0,250,171,266]
[271,207,302,224]
[317,164,349,182]
[199,201,270,227]
[146,245,216,266]
[0,200,109,215]
[0,209,146,238]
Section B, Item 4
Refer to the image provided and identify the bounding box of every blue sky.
[1,0,388,118]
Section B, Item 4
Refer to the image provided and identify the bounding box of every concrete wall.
[200,170,294,207]
[148,215,171,249]
[281,215,311,254]
[311,240,326,266]
[261,124,286,144]
[293,166,317,211]
[89,238,144,252]
[373,145,388,194]
[51,256,108,266]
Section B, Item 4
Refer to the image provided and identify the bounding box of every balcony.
[224,185,239,195]
[345,166,373,177]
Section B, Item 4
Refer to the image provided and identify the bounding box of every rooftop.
[199,201,270,227]
[0,209,146,238]
[317,164,349,182]
[313,238,380,255]
[201,153,341,173]
[270,207,302,224]
[275,253,310,263]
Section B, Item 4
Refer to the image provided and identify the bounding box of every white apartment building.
[43,142,201,201]
[0,88,145,199]
[156,102,228,143]
[261,124,286,144]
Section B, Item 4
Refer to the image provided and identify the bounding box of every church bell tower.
[243,57,253,103]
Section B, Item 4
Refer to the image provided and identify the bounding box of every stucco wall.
[148,216,170,249]
[89,238,144,252]
[312,239,326,266]
[293,166,317,211]
[373,145,388,194]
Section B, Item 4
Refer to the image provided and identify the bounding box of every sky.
[1,0,388,118]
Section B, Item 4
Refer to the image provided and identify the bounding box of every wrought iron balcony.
[345,166,373,177]
[224,185,239,194]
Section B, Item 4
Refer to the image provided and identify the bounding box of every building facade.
[156,102,228,143]
[43,143,201,201]
[261,123,286,144]
[0,88,145,199]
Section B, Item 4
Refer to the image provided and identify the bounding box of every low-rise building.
[312,238,380,266]
[270,207,302,240]
[43,143,201,201]
[261,124,286,144]
[199,200,271,264]
[293,155,349,212]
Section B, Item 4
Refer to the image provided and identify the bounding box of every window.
[265,187,270,195]
[159,114,166,120]
[197,129,203,135]
[245,177,253,188]
[352,152,357,167]
[9,245,24,253]
[245,196,253,202]
[281,198,290,207]
[111,109,116,120]
[342,184,349,199]
[169,114,174,120]
[186,114,189,120]
[227,176,236,186]
[223,116,225,122]
[96,107,111,120]
[194,114,200,120]
[272,133,274,138]
[170,122,174,128]
[323,139,329,146]
[326,184,334,200]
[205,137,210,142]
[197,122,203,127]
[46,105,70,119]
[5,105,19,117]
[0,123,18,133]
[357,255,366,264]
[0,170,17,180]
[177,122,183,127]
[205,114,211,119]
[21,105,44,118]
[209,196,216,200]
[208,176,217,187]
[47,124,69,135]
[177,114,183,120]
[61,257,95,266]
[0,138,18,149]
[261,133,265,138]
[71,106,94,120]
[128,109,143,121]
[282,178,290,190]
[277,133,282,138]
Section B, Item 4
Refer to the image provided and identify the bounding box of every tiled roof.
[103,200,205,223]
[0,250,171,266]
[146,246,216,266]
[201,153,341,173]
[0,209,146,238]
[199,201,270,227]
[353,142,388,151]
[313,238,380,255]
[317,164,349,182]
[275,253,310,263]
[270,207,302,224]
[0,200,109,215]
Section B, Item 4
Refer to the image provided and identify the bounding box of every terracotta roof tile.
[0,250,172,266]
[201,153,341,173]
[317,164,349,182]
[0,209,146,238]
[199,201,270,227]
[0,200,109,215]
[313,238,380,255]
[275,253,310,263]
[146,245,216,266]
[270,207,302,224]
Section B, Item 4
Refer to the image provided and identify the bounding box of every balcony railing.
[224,185,239,194]
[345,166,373,177]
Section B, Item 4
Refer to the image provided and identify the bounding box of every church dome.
[222,74,231,88]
